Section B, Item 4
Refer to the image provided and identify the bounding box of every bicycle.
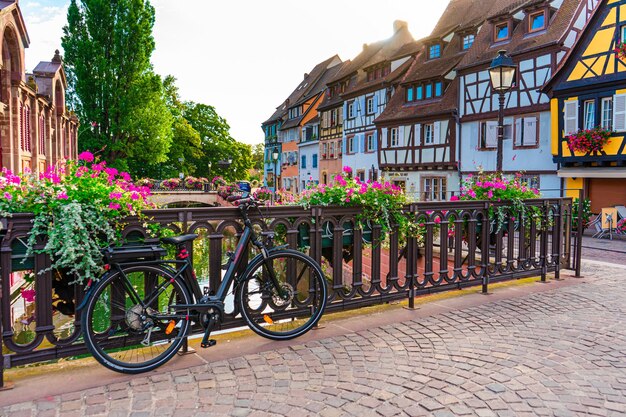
[79,183,328,374]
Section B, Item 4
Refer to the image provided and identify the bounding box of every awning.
[557,167,626,178]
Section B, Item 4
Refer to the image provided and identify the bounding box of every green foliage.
[0,156,154,283]
[572,198,592,231]
[251,143,264,171]
[62,0,173,170]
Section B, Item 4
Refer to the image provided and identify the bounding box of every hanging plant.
[567,127,612,154]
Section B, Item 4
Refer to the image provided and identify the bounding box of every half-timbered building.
[543,0,626,212]
[0,1,78,174]
[456,0,599,196]
[262,55,341,191]
[375,0,497,200]
[327,21,415,183]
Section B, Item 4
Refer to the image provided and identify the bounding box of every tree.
[62,0,173,172]
[182,102,250,181]
[251,143,264,171]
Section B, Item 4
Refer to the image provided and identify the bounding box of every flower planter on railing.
[297,221,372,249]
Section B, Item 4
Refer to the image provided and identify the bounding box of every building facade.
[298,117,320,189]
[0,1,78,174]
[263,55,342,193]
[375,0,496,200]
[544,0,626,212]
[456,0,599,197]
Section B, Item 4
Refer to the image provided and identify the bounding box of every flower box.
[297,221,372,249]
[567,127,612,154]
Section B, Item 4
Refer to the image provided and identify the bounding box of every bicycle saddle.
[161,234,198,245]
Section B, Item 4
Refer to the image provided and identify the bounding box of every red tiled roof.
[457,0,583,71]
[375,78,459,124]
[263,55,341,125]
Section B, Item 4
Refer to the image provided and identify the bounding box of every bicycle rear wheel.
[237,249,327,340]
[81,265,192,374]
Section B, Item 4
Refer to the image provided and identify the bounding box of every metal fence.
[0,197,577,387]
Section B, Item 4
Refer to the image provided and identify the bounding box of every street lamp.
[272,149,279,192]
[207,161,212,178]
[488,50,516,173]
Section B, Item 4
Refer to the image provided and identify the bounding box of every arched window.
[39,115,46,155]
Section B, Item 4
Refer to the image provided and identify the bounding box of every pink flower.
[4,192,12,200]
[57,191,69,200]
[78,151,95,163]
[21,288,36,302]
[120,172,131,182]
[109,202,121,210]
[130,192,140,200]
[109,192,122,200]
[104,167,118,177]
[342,166,353,174]
[434,217,441,224]
[92,162,106,172]
[450,195,459,201]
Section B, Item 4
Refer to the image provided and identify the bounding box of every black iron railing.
[0,197,577,387]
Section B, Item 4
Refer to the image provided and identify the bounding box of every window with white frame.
[347,101,355,119]
[366,133,374,152]
[390,128,399,147]
[584,100,595,130]
[322,142,328,158]
[424,123,434,145]
[514,116,538,147]
[357,170,365,182]
[422,177,447,201]
[347,136,355,154]
[463,34,475,50]
[366,96,374,114]
[338,140,343,156]
[622,25,626,42]
[330,142,336,158]
[601,97,613,130]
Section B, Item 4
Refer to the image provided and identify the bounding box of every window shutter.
[433,122,441,144]
[514,118,523,146]
[486,121,498,147]
[564,100,578,135]
[414,124,421,146]
[614,93,626,132]
[523,117,537,146]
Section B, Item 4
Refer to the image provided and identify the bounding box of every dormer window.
[529,11,545,32]
[494,22,510,42]
[288,106,301,119]
[429,44,441,59]
[462,34,475,50]
[405,80,444,103]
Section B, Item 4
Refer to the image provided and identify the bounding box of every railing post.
[575,189,584,277]
[481,203,490,294]
[0,219,13,390]
[540,200,549,282]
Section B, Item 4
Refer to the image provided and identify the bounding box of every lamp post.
[488,50,516,173]
[207,161,212,191]
[178,157,184,180]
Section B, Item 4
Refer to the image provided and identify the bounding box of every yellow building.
[544,0,626,212]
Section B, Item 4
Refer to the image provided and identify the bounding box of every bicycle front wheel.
[237,249,327,340]
[82,265,192,374]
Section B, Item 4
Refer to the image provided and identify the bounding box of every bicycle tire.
[237,249,327,340]
[82,264,192,374]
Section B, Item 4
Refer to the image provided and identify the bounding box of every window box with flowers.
[614,41,626,61]
[566,127,612,155]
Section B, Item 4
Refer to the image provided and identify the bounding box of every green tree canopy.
[62,0,172,172]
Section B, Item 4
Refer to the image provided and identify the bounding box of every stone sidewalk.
[2,261,626,416]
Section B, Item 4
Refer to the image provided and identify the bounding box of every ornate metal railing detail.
[0,197,576,387]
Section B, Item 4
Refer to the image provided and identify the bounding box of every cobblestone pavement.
[3,261,626,417]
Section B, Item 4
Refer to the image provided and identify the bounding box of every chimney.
[393,20,408,32]
[304,73,308,79]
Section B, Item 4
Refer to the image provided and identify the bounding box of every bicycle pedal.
[200,339,217,348]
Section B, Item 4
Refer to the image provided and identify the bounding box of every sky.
[19,0,449,146]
